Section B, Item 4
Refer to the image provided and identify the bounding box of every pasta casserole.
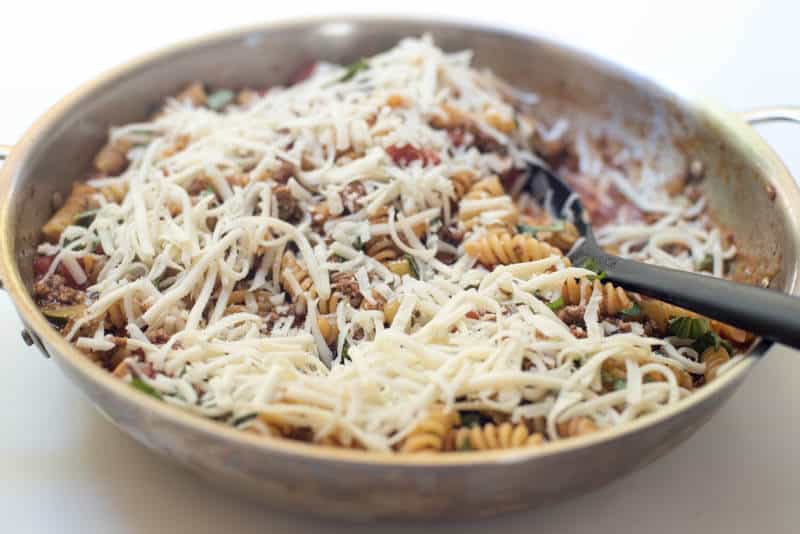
[33,36,753,453]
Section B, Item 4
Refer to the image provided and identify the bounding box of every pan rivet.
[21,330,35,346]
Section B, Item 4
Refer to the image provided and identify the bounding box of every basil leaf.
[207,89,234,111]
[518,222,566,235]
[74,209,99,227]
[547,296,565,311]
[130,377,162,400]
[620,302,641,318]
[339,59,369,82]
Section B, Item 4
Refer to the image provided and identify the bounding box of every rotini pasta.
[399,408,460,453]
[561,278,634,316]
[448,422,545,451]
[702,346,731,383]
[464,231,562,267]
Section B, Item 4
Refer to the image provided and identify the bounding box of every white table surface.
[2,1,799,532]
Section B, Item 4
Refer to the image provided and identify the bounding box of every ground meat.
[569,325,587,338]
[33,274,86,307]
[446,127,468,147]
[331,272,364,308]
[438,222,465,246]
[386,144,441,167]
[274,185,302,223]
[471,128,505,155]
[272,161,297,184]
[187,176,210,196]
[341,181,366,213]
[557,305,585,325]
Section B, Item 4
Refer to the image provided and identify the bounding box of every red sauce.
[386,144,441,167]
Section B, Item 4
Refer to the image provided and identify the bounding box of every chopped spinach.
[459,411,491,427]
[338,59,369,82]
[668,316,732,356]
[580,257,607,281]
[547,296,565,311]
[340,341,351,363]
[620,302,641,318]
[130,377,162,400]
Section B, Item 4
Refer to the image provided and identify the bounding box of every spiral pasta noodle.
[399,407,459,453]
[464,231,562,268]
[556,416,599,438]
[702,346,730,383]
[450,170,475,200]
[317,317,339,346]
[448,422,545,451]
[561,278,634,316]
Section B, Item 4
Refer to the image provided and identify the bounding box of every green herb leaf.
[692,330,733,357]
[580,257,607,281]
[547,296,565,311]
[459,411,489,427]
[458,439,472,451]
[353,236,364,251]
[667,316,733,357]
[340,341,351,363]
[203,185,215,196]
[601,370,615,384]
[518,222,566,235]
[613,378,627,391]
[668,316,710,339]
[130,377,162,400]
[338,59,369,82]
[405,254,420,279]
[620,302,641,318]
[232,413,257,426]
[74,209,99,227]
[207,89,234,111]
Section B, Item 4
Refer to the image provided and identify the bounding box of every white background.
[2,1,799,532]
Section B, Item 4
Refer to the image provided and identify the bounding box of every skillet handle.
[741,106,800,125]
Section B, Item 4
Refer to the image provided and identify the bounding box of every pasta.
[447,422,545,451]
[464,231,563,267]
[32,36,756,454]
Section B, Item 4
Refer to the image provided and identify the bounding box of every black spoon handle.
[600,254,800,348]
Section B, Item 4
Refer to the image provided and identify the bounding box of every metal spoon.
[526,164,800,348]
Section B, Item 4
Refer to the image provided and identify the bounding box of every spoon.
[526,164,800,348]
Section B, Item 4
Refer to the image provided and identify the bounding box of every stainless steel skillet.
[0,17,799,520]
